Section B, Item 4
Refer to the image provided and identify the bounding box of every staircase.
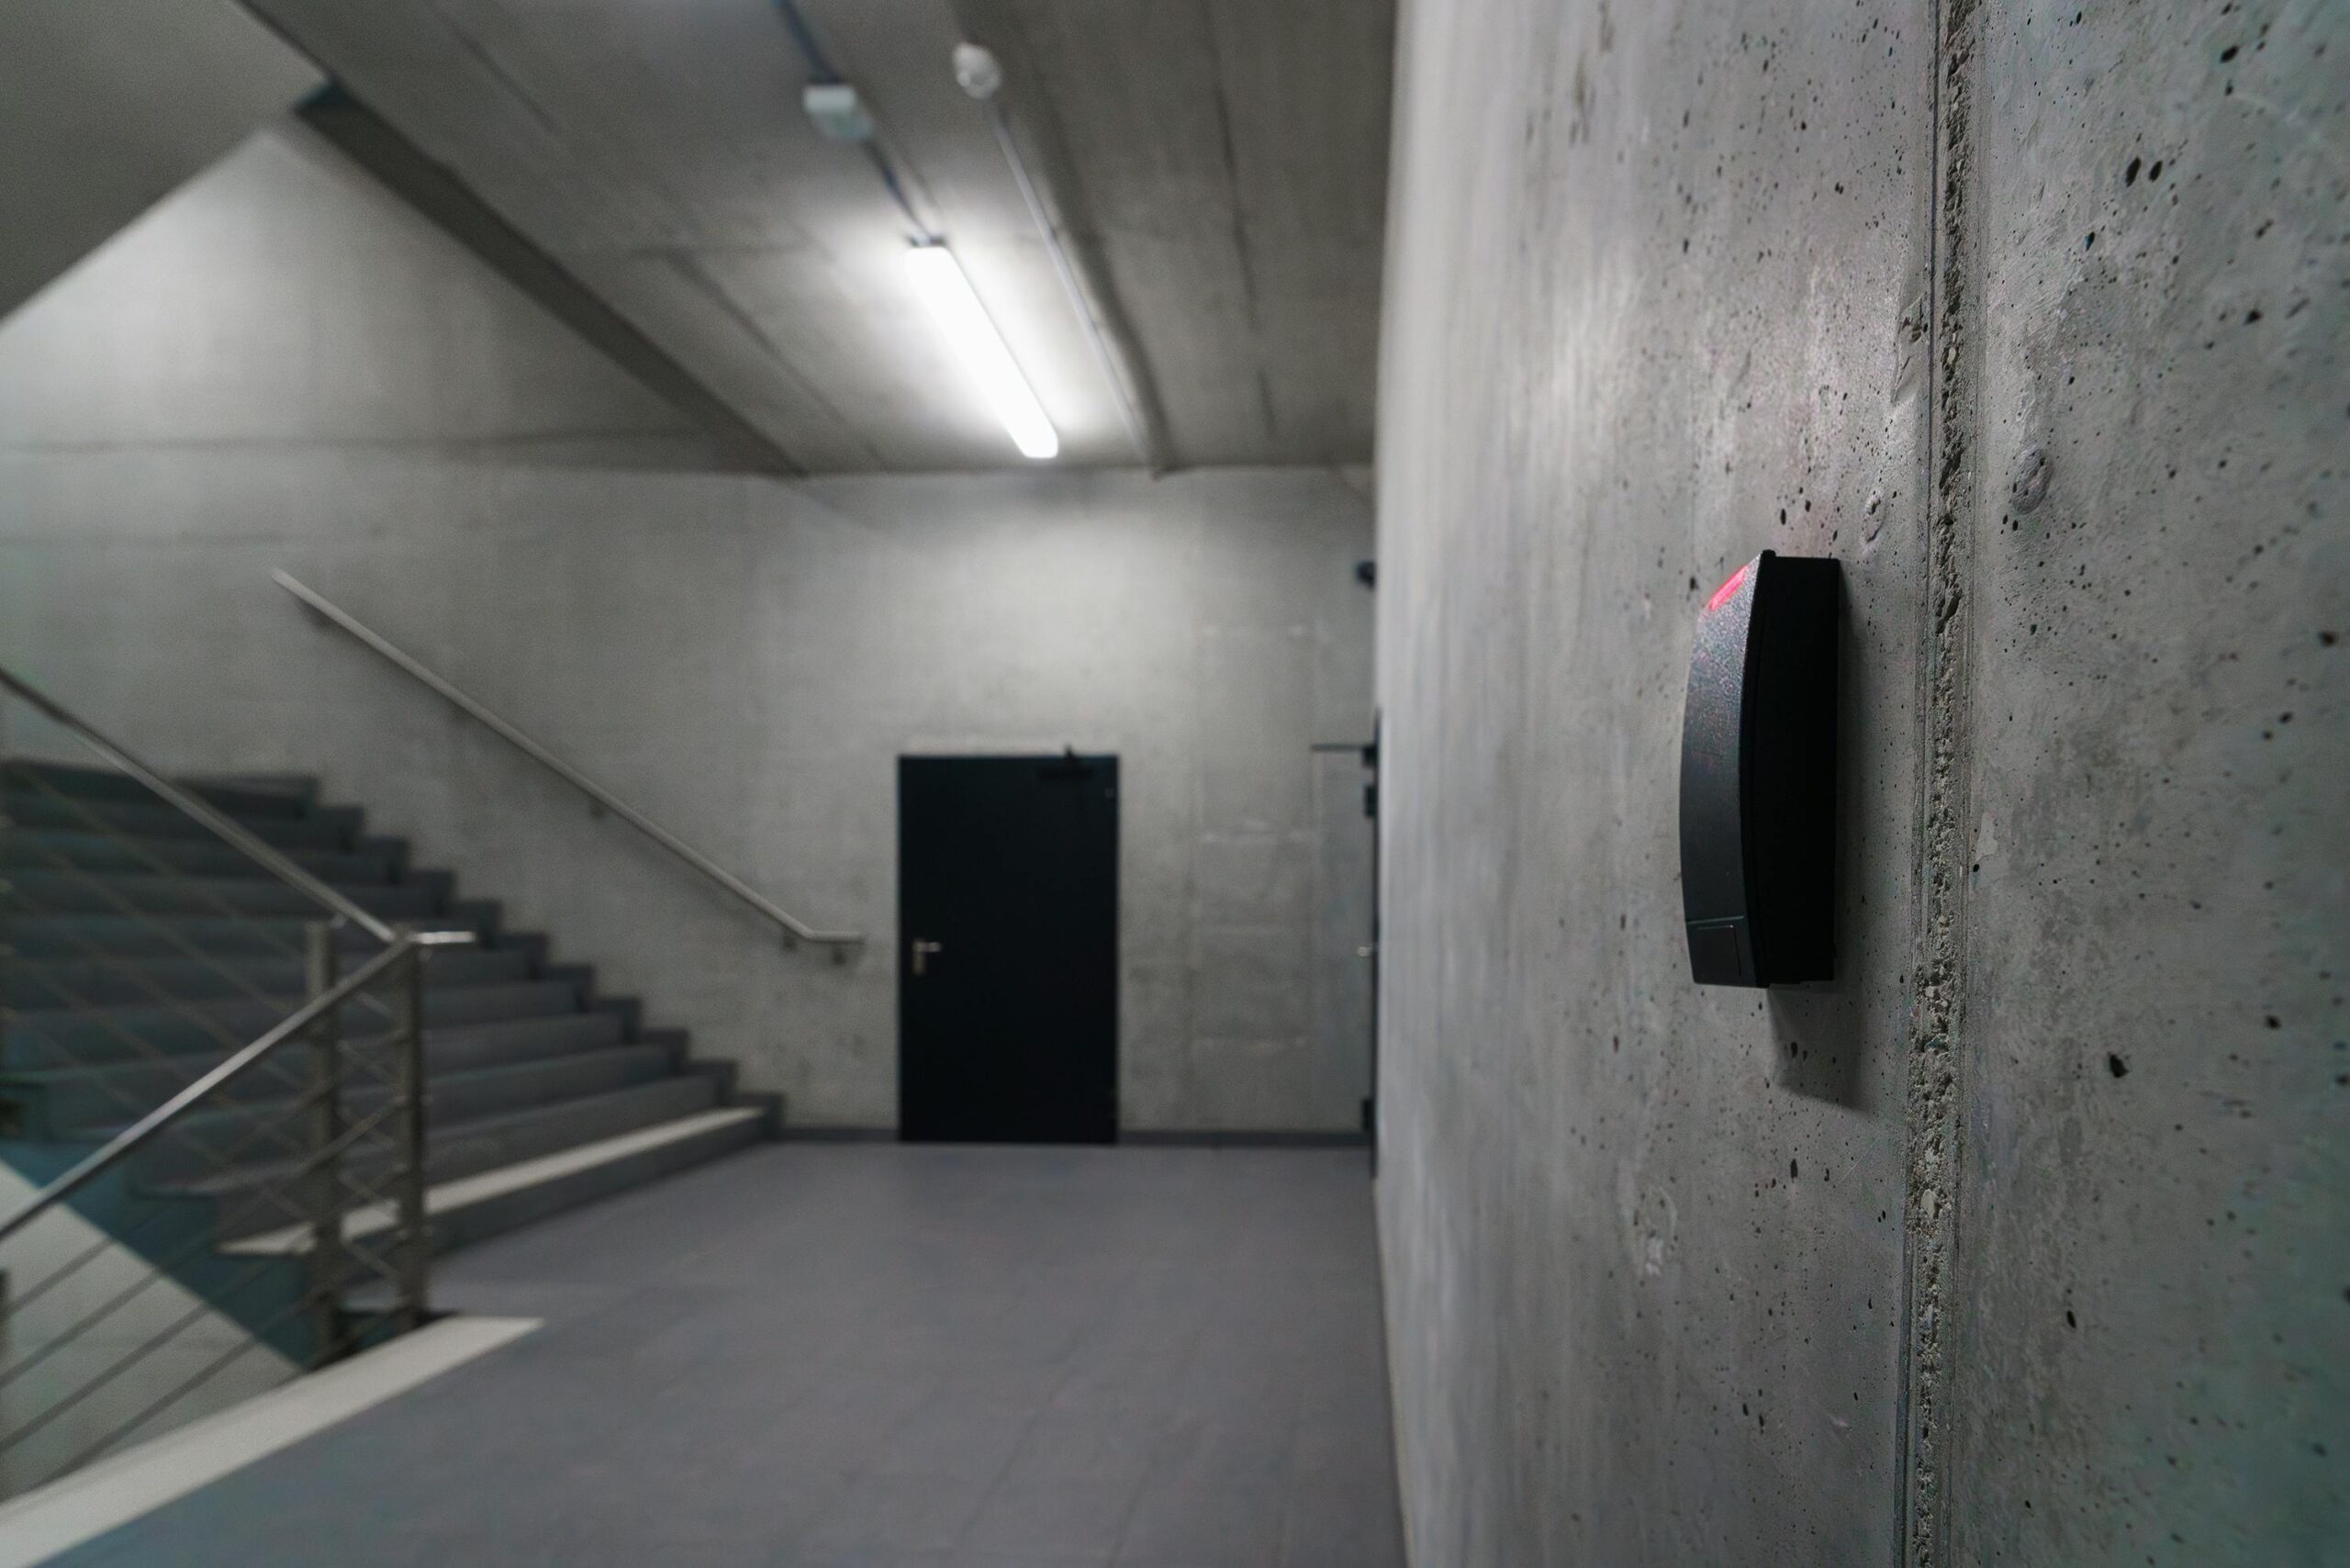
[1,757,773,1282]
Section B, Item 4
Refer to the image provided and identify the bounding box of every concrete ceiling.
[0,0,319,321]
[238,0,1395,474]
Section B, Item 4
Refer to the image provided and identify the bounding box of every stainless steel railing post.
[392,943,431,1330]
[303,920,348,1366]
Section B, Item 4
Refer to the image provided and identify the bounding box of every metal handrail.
[272,570,863,948]
[0,927,472,1249]
[0,665,401,946]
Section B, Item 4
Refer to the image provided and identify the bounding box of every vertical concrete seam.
[1903,0,1980,1562]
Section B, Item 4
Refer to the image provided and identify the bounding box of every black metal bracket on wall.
[1309,724,1382,1172]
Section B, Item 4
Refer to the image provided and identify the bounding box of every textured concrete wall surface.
[0,127,1375,1134]
[1378,0,2344,1562]
[1933,2,2346,1562]
[0,0,319,320]
[1375,0,1933,1559]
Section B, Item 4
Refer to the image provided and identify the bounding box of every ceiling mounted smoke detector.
[952,43,1002,101]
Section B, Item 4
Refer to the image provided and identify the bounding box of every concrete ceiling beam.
[294,83,805,476]
[0,0,321,323]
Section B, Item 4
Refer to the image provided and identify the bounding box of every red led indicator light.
[1705,563,1748,613]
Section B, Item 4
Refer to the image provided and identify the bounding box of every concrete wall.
[1377,0,2343,1564]
[0,127,1376,1135]
[1937,3,2346,1562]
[0,0,319,321]
[1375,0,1931,1560]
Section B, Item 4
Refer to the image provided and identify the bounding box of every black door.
[898,755,1118,1144]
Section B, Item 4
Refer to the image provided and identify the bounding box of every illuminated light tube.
[904,241,1059,460]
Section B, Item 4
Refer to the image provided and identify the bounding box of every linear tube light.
[904,241,1059,461]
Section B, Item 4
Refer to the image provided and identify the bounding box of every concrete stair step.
[1,790,360,848]
[223,1107,768,1261]
[0,946,532,1008]
[106,1046,685,1182]
[1,1008,628,1131]
[2,997,618,1079]
[0,767,768,1350]
[4,868,442,920]
[5,906,495,959]
[420,1010,630,1075]
[194,1076,725,1238]
[2,759,315,818]
[1,979,583,1070]
[0,826,402,883]
[413,1077,726,1190]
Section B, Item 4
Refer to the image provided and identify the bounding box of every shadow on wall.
[1768,599,1879,1113]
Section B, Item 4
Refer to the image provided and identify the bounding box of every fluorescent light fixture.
[905,242,1059,460]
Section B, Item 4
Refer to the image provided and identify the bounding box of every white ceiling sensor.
[952,43,1002,101]
[801,83,873,142]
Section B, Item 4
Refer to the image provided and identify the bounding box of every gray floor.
[49,1144,1405,1567]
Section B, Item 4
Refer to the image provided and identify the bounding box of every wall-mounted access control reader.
[1678,550,1841,988]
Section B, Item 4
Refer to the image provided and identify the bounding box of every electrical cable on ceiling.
[770,0,937,244]
[979,95,1152,467]
[769,0,836,80]
[953,43,1159,470]
[766,4,1155,466]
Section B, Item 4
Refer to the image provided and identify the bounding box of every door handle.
[911,938,944,977]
